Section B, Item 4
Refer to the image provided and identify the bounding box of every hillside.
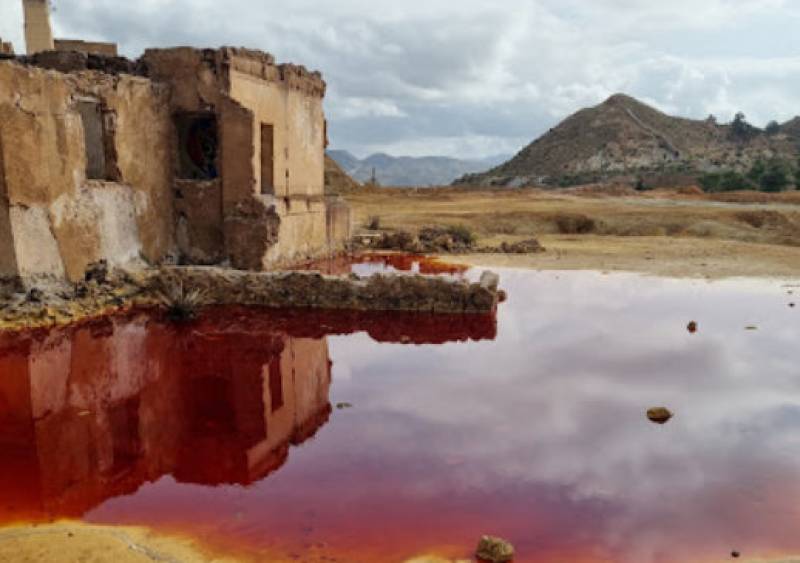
[455,94,800,188]
[324,154,363,194]
[328,150,508,187]
[780,117,800,145]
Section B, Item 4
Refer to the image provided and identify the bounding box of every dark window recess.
[269,359,284,413]
[261,123,275,195]
[108,397,142,474]
[78,100,120,181]
[176,113,219,180]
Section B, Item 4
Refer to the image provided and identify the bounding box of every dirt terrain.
[346,187,800,279]
[0,523,237,563]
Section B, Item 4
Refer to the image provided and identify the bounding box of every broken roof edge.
[3,46,326,97]
[142,46,326,98]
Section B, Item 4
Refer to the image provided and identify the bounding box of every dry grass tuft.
[554,213,597,234]
[155,280,208,322]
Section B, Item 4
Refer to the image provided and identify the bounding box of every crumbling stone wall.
[54,39,119,57]
[142,47,347,270]
[0,60,174,283]
[0,46,349,284]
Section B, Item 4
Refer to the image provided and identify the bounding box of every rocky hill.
[328,150,509,187]
[455,94,800,188]
[324,154,363,194]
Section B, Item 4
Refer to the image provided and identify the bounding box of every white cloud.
[1,0,798,158]
[329,97,407,119]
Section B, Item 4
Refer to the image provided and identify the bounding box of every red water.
[2,270,800,562]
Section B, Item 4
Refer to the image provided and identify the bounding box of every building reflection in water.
[0,307,496,524]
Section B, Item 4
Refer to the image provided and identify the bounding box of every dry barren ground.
[0,523,238,563]
[345,187,800,278]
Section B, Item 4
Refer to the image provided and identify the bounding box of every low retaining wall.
[0,265,501,332]
[158,266,500,314]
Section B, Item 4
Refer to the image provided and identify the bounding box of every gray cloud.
[1,0,798,158]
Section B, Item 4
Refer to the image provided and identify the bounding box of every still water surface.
[1,266,799,562]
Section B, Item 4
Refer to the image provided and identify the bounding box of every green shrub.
[748,159,767,183]
[760,160,790,192]
[699,171,753,192]
[765,121,781,136]
[730,112,760,142]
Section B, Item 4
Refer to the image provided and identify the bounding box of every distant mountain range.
[327,150,510,187]
[455,93,800,188]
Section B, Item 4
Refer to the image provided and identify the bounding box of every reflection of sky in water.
[87,270,800,562]
[324,270,800,561]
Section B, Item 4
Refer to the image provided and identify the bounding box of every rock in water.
[647,407,673,424]
[476,536,514,563]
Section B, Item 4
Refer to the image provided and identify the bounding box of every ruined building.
[0,3,351,285]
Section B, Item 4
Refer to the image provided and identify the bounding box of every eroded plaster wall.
[0,135,19,279]
[0,47,346,282]
[144,47,337,270]
[227,69,326,198]
[226,57,336,268]
[143,48,230,266]
[54,40,119,57]
[0,61,175,283]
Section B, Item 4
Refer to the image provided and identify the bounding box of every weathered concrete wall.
[0,139,19,279]
[143,47,337,270]
[0,61,175,283]
[326,198,352,251]
[0,47,344,282]
[174,179,224,264]
[263,198,327,267]
[227,68,326,198]
[54,39,118,57]
[22,0,54,55]
[225,52,334,267]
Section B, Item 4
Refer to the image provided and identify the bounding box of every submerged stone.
[476,535,515,563]
[647,407,674,425]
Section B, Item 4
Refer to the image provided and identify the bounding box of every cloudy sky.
[1,0,799,158]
